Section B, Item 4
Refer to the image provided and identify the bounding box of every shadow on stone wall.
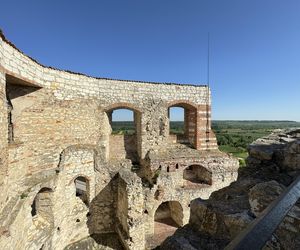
[64,233,123,250]
[109,134,139,164]
[160,129,300,250]
[87,176,124,249]
[124,134,139,164]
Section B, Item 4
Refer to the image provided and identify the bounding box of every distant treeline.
[111,120,300,164]
[212,120,300,148]
[212,120,300,164]
[111,121,135,135]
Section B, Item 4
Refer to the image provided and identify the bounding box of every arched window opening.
[75,176,89,206]
[169,107,184,135]
[168,103,197,148]
[152,201,183,247]
[106,107,141,164]
[31,188,54,224]
[111,109,135,135]
[183,165,212,186]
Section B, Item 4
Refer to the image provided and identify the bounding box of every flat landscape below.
[212,120,300,165]
[112,120,300,166]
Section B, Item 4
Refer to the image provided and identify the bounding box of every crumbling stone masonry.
[160,128,300,250]
[0,30,239,250]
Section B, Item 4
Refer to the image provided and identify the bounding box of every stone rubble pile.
[160,129,300,250]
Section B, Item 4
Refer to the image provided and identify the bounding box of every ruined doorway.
[152,201,183,247]
[31,187,54,226]
[106,106,141,164]
[169,106,184,140]
[183,165,212,186]
[75,176,89,206]
[168,102,197,148]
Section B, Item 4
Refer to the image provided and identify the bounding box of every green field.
[111,121,135,135]
[213,121,300,163]
[112,120,300,165]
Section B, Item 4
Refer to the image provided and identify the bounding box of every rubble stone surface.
[160,129,300,250]
[0,31,238,250]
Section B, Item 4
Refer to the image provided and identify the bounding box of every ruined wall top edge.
[0,30,211,105]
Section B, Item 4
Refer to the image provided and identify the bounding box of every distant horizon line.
[112,120,300,122]
[212,120,300,122]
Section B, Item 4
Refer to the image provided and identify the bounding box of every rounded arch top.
[184,164,212,172]
[33,186,54,197]
[167,100,198,110]
[38,187,54,193]
[69,174,91,185]
[154,199,184,212]
[103,102,142,113]
[154,200,184,228]
[183,164,212,185]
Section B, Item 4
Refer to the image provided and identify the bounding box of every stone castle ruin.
[160,128,300,250]
[0,31,239,250]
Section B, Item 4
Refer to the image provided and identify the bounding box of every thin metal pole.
[206,33,210,144]
[207,32,210,88]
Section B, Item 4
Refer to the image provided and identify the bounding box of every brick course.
[0,31,237,250]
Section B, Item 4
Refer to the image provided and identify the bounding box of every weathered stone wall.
[140,148,238,248]
[5,92,103,203]
[0,147,98,250]
[51,146,96,249]
[117,177,129,235]
[117,169,145,250]
[109,135,138,162]
[0,71,8,209]
[169,201,184,226]
[0,174,58,250]
[0,31,217,156]
[0,31,238,250]
[161,129,300,250]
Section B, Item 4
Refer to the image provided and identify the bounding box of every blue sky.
[112,107,183,121]
[1,0,300,121]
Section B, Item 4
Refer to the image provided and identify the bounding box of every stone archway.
[183,165,212,187]
[31,187,54,226]
[152,201,183,247]
[167,101,198,148]
[105,103,142,164]
[74,176,89,206]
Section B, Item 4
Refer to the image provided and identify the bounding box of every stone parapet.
[0,30,239,249]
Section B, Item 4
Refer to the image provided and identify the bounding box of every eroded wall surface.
[0,31,239,250]
[0,71,8,207]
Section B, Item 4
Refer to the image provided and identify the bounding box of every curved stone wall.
[0,31,237,250]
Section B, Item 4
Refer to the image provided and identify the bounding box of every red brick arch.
[167,100,198,148]
[103,102,142,113]
[167,100,198,110]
